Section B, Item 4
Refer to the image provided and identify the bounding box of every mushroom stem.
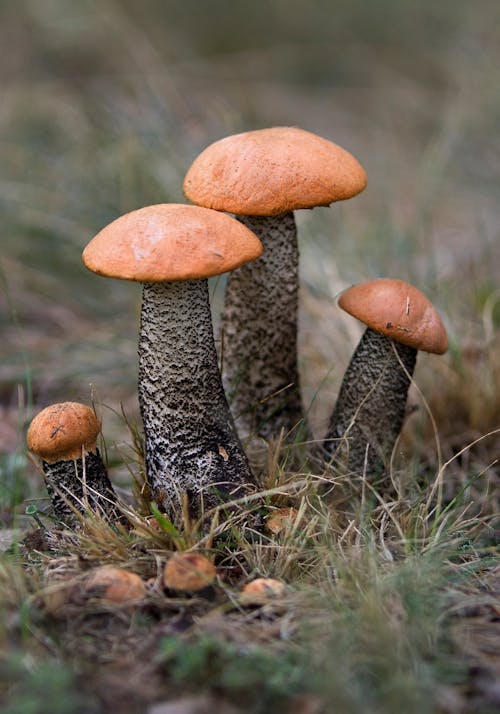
[138,279,254,515]
[323,327,417,475]
[222,213,307,441]
[41,450,121,522]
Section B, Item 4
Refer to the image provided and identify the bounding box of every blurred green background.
[1,0,499,488]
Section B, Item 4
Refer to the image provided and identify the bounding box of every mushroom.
[82,203,263,516]
[163,552,216,592]
[26,402,121,523]
[183,126,367,441]
[265,507,303,535]
[239,577,286,605]
[323,278,448,476]
[84,566,146,603]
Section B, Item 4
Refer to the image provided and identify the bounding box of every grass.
[0,427,497,712]
[0,1,499,712]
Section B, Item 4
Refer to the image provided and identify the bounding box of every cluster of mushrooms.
[27,126,449,532]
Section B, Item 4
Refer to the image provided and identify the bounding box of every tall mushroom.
[323,278,448,476]
[82,203,263,516]
[183,126,367,441]
[27,402,121,523]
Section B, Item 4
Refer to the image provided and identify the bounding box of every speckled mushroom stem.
[222,213,307,441]
[42,450,121,523]
[138,279,255,516]
[323,328,417,475]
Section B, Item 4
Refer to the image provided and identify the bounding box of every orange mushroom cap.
[163,552,216,592]
[183,126,367,216]
[82,203,263,283]
[240,577,286,604]
[265,507,303,535]
[27,402,101,463]
[85,566,146,603]
[338,278,448,354]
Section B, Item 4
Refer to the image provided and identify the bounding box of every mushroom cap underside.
[183,126,367,216]
[338,278,449,354]
[82,203,263,282]
[27,402,101,462]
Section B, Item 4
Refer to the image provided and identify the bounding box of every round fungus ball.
[163,552,216,592]
[240,577,287,605]
[85,566,146,603]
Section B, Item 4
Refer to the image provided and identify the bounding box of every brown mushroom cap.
[163,552,216,592]
[265,507,303,535]
[82,203,263,282]
[183,126,367,216]
[85,566,146,603]
[240,577,286,604]
[27,402,101,463]
[338,278,449,354]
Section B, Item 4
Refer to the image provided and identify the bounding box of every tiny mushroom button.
[163,552,216,592]
[324,278,448,476]
[84,566,146,604]
[184,127,367,441]
[82,204,263,517]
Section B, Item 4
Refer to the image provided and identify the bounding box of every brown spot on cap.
[338,278,449,354]
[27,402,101,463]
[163,552,216,592]
[183,126,367,216]
[82,203,263,282]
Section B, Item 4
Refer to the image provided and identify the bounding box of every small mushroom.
[82,204,263,516]
[26,402,121,523]
[239,577,286,605]
[323,278,448,476]
[163,552,216,592]
[184,127,367,441]
[84,566,146,603]
[265,507,303,535]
